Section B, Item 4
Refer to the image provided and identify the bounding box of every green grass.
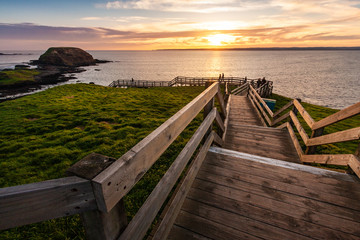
[271,93,359,156]
[0,84,205,239]
[1,86,358,239]
[0,69,40,85]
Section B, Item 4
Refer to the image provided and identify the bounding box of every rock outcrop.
[37,47,96,67]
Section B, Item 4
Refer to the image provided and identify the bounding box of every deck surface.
[167,147,360,240]
[165,94,360,240]
[226,95,300,163]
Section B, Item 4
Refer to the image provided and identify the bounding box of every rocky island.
[0,47,110,100]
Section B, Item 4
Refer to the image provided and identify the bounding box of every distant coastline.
[157,47,360,51]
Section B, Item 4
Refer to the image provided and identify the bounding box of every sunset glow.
[205,34,237,46]
[0,0,360,50]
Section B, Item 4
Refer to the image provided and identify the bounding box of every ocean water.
[1,50,359,109]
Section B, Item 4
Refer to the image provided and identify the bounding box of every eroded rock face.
[38,47,96,67]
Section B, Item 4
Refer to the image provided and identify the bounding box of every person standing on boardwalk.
[221,73,224,80]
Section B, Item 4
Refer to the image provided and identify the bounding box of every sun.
[205,34,236,46]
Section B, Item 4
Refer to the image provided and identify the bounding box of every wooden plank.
[293,99,315,129]
[216,86,227,117]
[249,90,271,125]
[215,109,225,133]
[301,154,353,166]
[187,187,360,240]
[173,210,262,240]
[212,131,224,147]
[208,148,360,188]
[276,122,288,129]
[313,102,360,130]
[152,132,214,240]
[247,95,267,127]
[182,197,309,240]
[249,85,274,117]
[271,111,290,126]
[191,180,360,237]
[249,92,271,126]
[168,225,212,240]
[222,94,231,142]
[198,163,360,212]
[348,155,360,178]
[286,122,304,157]
[0,176,97,230]
[307,127,360,146]
[92,82,219,212]
[289,110,309,144]
[273,100,294,118]
[118,109,216,240]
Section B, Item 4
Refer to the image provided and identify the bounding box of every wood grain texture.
[306,127,360,146]
[293,99,315,128]
[0,176,97,230]
[167,150,360,239]
[312,102,360,130]
[153,132,214,240]
[273,100,294,118]
[92,82,219,212]
[117,109,216,240]
[301,154,352,165]
[249,85,274,117]
[248,90,271,125]
[289,110,309,144]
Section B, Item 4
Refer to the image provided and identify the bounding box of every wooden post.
[305,127,325,154]
[66,153,127,240]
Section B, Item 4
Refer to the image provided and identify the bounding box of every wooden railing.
[247,84,360,178]
[0,82,228,240]
[108,76,271,88]
[231,79,273,98]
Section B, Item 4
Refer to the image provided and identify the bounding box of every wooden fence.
[0,82,229,240]
[108,76,272,89]
[247,84,360,177]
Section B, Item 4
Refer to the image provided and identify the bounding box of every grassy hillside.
[0,69,40,86]
[0,84,205,239]
[0,86,358,239]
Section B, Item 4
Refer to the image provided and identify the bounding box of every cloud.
[98,0,268,13]
[1,22,359,50]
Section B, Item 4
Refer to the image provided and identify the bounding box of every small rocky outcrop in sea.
[36,47,96,67]
[1,47,110,100]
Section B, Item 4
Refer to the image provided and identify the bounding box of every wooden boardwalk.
[225,95,300,163]
[166,94,360,240]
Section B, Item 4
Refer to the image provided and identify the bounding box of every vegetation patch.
[0,69,40,86]
[0,84,204,239]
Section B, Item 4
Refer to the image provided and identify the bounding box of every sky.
[0,0,360,50]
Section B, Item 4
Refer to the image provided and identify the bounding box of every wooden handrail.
[307,127,360,146]
[249,90,359,177]
[118,109,220,240]
[0,81,228,237]
[153,131,215,240]
[92,82,220,212]
[312,102,360,130]
[249,85,274,117]
[293,99,315,129]
[273,100,294,118]
[0,176,97,230]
